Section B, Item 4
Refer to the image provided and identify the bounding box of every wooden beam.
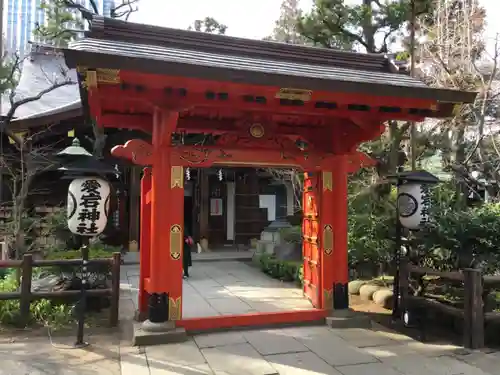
[110,138,338,170]
[97,85,429,122]
[100,114,152,132]
[170,145,334,170]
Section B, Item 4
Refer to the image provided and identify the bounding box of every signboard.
[210,198,223,216]
[67,177,111,236]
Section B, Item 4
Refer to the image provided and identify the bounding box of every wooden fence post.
[19,254,33,327]
[463,268,484,349]
[109,252,121,327]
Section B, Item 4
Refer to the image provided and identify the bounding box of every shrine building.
[61,16,476,333]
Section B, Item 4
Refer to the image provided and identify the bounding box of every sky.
[129,0,500,52]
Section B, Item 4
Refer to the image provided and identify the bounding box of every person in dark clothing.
[183,228,193,278]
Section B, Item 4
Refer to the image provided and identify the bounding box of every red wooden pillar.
[147,110,184,322]
[138,167,152,316]
[319,169,334,311]
[331,155,349,309]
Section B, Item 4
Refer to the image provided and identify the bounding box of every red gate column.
[319,170,334,311]
[138,167,152,317]
[331,156,349,310]
[147,110,184,324]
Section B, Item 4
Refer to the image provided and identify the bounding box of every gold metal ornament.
[169,224,182,260]
[323,224,333,255]
[168,297,181,321]
[322,171,333,191]
[249,123,265,138]
[171,166,184,188]
[323,289,333,310]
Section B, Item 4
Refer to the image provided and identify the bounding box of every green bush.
[279,226,302,244]
[256,252,303,284]
[413,203,500,273]
[0,273,72,327]
[46,246,115,277]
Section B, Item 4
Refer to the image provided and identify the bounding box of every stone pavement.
[0,330,120,375]
[118,260,500,375]
[0,259,499,374]
[120,324,500,375]
[122,260,313,318]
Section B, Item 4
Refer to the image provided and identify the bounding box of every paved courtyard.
[118,259,500,375]
[119,325,500,375]
[122,259,314,317]
[0,259,499,374]
[184,261,313,317]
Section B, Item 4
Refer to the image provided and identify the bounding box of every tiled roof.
[2,46,81,123]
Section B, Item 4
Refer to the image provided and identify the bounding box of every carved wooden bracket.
[111,139,153,165]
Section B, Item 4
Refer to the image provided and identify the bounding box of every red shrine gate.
[63,16,476,331]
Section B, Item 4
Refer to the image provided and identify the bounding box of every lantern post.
[56,138,119,348]
[388,170,440,322]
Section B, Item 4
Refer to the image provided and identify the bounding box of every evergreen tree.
[34,0,139,47]
[298,0,431,52]
[266,0,309,44]
[189,17,227,34]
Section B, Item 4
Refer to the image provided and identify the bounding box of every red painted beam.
[117,70,437,109]
[111,138,338,169]
[100,113,153,132]
[176,309,327,332]
[97,85,428,123]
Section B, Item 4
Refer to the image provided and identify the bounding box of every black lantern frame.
[387,170,440,322]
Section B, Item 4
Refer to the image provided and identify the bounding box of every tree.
[1,0,139,258]
[189,17,227,34]
[34,0,140,47]
[0,55,75,259]
[297,0,431,52]
[414,0,500,204]
[265,0,309,44]
[0,126,65,258]
[295,1,433,182]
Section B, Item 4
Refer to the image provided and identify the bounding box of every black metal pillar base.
[333,283,349,310]
[148,293,169,323]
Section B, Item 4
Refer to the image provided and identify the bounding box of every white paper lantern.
[67,177,111,236]
[397,183,432,230]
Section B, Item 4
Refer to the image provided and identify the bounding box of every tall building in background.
[4,0,115,54]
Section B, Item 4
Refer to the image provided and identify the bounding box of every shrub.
[45,246,114,278]
[279,226,302,244]
[256,252,303,284]
[0,273,72,327]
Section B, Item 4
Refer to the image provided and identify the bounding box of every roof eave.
[63,48,477,108]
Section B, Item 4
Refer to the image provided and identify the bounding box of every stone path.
[122,260,313,318]
[118,260,500,375]
[0,259,499,374]
[123,251,254,265]
[0,331,120,375]
[120,324,500,375]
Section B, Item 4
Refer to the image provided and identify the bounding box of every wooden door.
[302,173,321,307]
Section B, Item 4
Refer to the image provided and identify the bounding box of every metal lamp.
[388,170,440,322]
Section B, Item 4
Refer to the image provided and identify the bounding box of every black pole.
[392,200,402,321]
[75,236,90,348]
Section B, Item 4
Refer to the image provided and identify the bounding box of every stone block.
[326,309,372,329]
[257,240,275,254]
[274,242,302,261]
[359,284,383,301]
[132,321,188,346]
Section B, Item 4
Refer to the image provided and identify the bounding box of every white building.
[3,0,115,55]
